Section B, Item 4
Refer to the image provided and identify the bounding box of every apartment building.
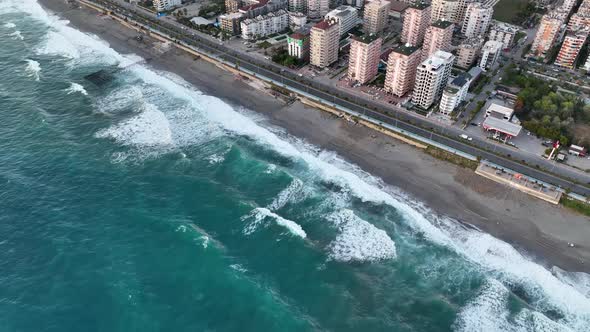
[461,1,493,38]
[308,0,330,18]
[288,0,306,12]
[154,0,181,11]
[412,50,455,109]
[326,5,359,36]
[456,37,483,69]
[401,2,431,46]
[310,20,340,68]
[439,72,472,115]
[478,40,502,70]
[226,0,242,13]
[488,20,519,49]
[287,32,310,60]
[422,20,454,61]
[384,44,422,97]
[430,0,459,24]
[555,30,589,68]
[348,35,383,84]
[288,11,307,30]
[530,11,567,58]
[240,9,289,40]
[364,0,391,35]
[219,12,244,35]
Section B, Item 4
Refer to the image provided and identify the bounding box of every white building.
[325,6,359,36]
[485,101,513,119]
[154,0,181,12]
[479,40,503,70]
[241,9,289,40]
[488,20,520,49]
[288,12,307,30]
[289,0,306,12]
[439,72,472,115]
[461,2,493,38]
[412,50,455,109]
[287,32,309,59]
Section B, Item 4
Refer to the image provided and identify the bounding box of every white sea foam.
[264,164,276,174]
[13,1,590,328]
[3,22,16,29]
[552,267,590,299]
[24,59,40,81]
[95,86,143,114]
[243,208,306,238]
[454,279,574,332]
[207,153,225,165]
[10,30,23,40]
[326,209,396,262]
[95,103,173,147]
[268,178,306,211]
[66,82,88,96]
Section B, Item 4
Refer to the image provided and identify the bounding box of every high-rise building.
[422,20,454,60]
[310,20,340,68]
[478,40,503,70]
[430,0,459,24]
[154,0,181,11]
[225,0,242,13]
[348,35,383,84]
[455,0,474,24]
[461,2,493,38]
[288,0,306,12]
[401,2,431,46]
[555,30,589,69]
[307,0,330,18]
[412,50,455,109]
[455,37,483,69]
[288,11,307,30]
[287,32,310,60]
[439,72,472,115]
[364,0,391,35]
[530,12,567,58]
[219,12,244,35]
[488,20,520,49]
[384,44,422,97]
[325,5,359,36]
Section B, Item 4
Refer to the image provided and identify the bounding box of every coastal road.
[82,0,590,197]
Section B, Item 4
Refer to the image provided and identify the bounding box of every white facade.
[289,0,306,12]
[461,2,493,38]
[325,6,359,36]
[288,12,307,30]
[488,20,519,49]
[241,10,289,40]
[478,40,503,70]
[439,73,471,115]
[154,0,181,11]
[412,50,455,109]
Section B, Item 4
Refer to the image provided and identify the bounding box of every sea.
[0,1,589,331]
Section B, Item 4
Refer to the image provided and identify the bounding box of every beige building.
[348,35,383,84]
[225,0,242,13]
[364,0,391,35]
[456,37,483,69]
[401,2,431,46]
[384,44,422,97]
[219,12,244,35]
[310,20,340,68]
[530,12,566,58]
[308,0,330,18]
[412,50,455,109]
[422,20,454,60]
[488,20,520,49]
[430,0,459,24]
[461,2,493,38]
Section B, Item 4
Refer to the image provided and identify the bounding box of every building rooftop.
[482,40,503,52]
[289,32,307,40]
[432,19,453,29]
[393,43,420,56]
[482,116,522,137]
[408,1,429,10]
[450,72,472,88]
[313,20,336,30]
[326,5,357,18]
[389,0,411,12]
[351,33,381,44]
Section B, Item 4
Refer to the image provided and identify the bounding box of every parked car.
[542,140,554,147]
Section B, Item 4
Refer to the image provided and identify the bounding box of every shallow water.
[0,1,589,331]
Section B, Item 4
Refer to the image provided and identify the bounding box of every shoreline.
[39,0,590,273]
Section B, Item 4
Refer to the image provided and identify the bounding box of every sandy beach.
[39,0,590,272]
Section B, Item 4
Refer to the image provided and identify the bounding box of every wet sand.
[39,0,590,272]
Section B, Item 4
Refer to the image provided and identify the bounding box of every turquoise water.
[1,1,589,331]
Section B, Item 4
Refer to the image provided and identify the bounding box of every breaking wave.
[24,59,40,81]
[3,22,16,29]
[66,82,88,96]
[10,30,23,40]
[242,207,306,238]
